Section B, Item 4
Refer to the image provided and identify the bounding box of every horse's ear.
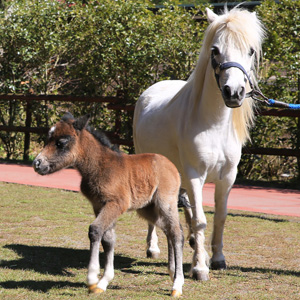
[61,112,75,123]
[206,8,218,23]
[73,114,90,131]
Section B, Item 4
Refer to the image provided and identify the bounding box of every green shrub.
[238,0,300,182]
[1,0,299,183]
[0,0,206,158]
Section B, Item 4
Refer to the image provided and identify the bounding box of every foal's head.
[33,113,117,175]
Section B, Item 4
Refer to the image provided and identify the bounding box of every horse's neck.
[190,67,233,129]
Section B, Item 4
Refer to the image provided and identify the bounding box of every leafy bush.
[1,0,299,183]
[238,0,300,182]
[0,0,206,158]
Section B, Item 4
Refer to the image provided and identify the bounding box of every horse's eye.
[249,48,255,56]
[212,46,220,56]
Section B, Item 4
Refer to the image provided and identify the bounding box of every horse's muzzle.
[222,85,245,108]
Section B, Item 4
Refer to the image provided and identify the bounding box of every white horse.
[133,7,265,281]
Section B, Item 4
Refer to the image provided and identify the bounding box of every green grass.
[0,182,300,299]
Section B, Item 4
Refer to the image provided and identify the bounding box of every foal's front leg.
[87,221,103,293]
[98,227,116,291]
[87,204,122,294]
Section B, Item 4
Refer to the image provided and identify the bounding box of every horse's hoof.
[188,236,195,249]
[211,260,227,270]
[146,250,160,259]
[171,290,182,298]
[191,269,209,281]
[88,284,104,294]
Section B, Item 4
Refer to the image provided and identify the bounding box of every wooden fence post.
[23,100,32,161]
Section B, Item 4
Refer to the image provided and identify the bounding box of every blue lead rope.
[267,99,300,110]
[249,89,300,110]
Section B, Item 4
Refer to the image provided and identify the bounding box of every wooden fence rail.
[1,95,300,160]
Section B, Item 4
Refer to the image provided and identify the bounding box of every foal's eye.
[212,46,220,56]
[56,138,68,149]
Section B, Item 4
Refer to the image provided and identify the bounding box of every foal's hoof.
[146,250,160,259]
[171,290,182,298]
[191,269,209,281]
[211,260,227,270]
[88,284,104,294]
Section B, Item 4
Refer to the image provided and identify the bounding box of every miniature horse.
[33,113,184,297]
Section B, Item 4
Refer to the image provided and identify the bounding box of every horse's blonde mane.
[176,7,265,144]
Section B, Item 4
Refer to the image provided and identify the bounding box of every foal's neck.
[75,130,118,180]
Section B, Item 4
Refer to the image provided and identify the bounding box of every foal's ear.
[61,112,75,123]
[73,114,90,131]
[206,7,218,23]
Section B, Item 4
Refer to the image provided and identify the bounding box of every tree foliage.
[0,0,299,183]
[0,0,206,158]
[238,0,300,182]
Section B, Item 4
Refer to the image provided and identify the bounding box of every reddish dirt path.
[1,163,300,217]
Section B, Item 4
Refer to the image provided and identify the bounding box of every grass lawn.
[0,182,299,299]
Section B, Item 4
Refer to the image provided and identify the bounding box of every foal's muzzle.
[33,157,51,175]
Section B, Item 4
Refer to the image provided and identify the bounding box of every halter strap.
[211,52,253,91]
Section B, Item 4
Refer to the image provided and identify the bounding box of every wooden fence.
[1,94,300,161]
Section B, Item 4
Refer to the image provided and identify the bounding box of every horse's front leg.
[210,180,232,270]
[187,175,210,281]
[146,223,160,259]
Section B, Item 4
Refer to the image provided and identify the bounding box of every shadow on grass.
[205,210,290,223]
[0,243,176,293]
[228,265,300,277]
[1,244,135,276]
[0,280,85,293]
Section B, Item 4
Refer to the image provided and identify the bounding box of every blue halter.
[211,52,254,91]
[211,53,300,109]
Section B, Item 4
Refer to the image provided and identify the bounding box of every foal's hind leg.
[160,218,184,297]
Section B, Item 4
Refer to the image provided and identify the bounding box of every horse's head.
[33,113,89,175]
[206,7,264,108]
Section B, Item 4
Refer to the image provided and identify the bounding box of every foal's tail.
[178,195,192,208]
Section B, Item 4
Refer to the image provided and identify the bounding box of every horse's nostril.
[239,86,245,97]
[223,85,231,99]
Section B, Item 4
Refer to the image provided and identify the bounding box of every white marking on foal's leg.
[147,224,160,258]
[87,240,101,286]
[98,228,115,291]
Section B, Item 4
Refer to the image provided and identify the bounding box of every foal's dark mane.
[86,125,120,153]
[62,112,120,153]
